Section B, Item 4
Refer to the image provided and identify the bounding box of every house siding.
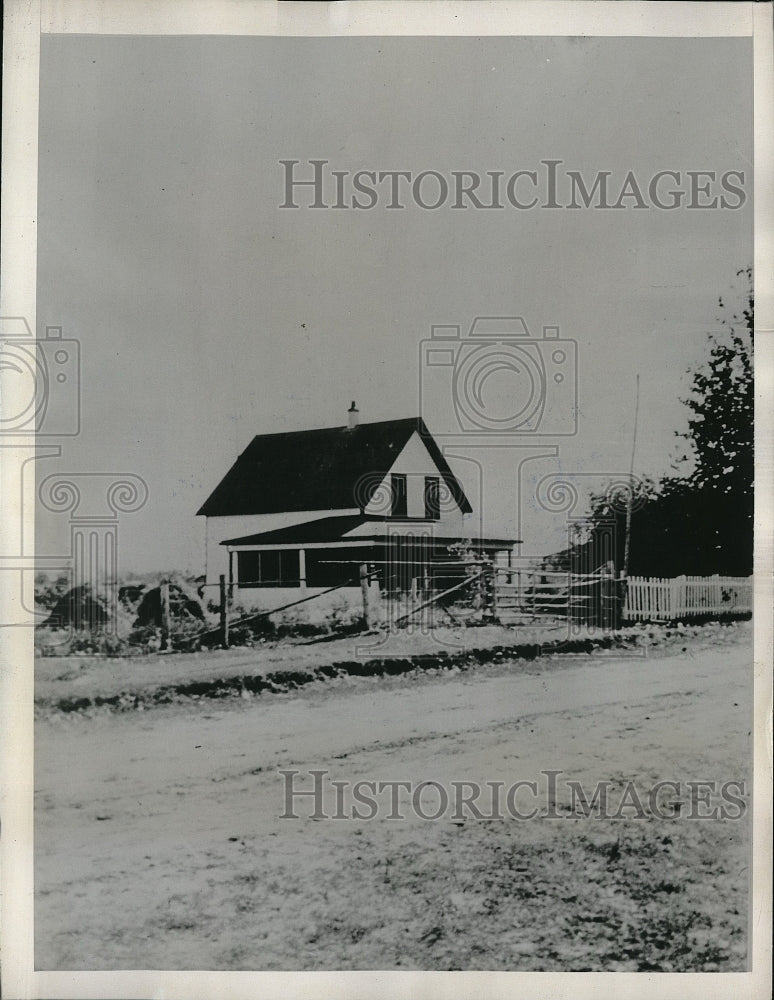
[365,431,467,527]
[230,582,383,623]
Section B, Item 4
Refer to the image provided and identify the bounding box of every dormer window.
[391,473,408,517]
[424,476,441,520]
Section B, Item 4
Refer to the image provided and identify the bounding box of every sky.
[34,34,752,574]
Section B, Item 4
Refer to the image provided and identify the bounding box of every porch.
[221,514,517,621]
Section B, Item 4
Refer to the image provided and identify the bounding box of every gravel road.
[35,623,751,970]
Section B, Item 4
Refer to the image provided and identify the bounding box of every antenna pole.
[623,374,640,579]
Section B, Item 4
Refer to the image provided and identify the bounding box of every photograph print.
[1,3,768,991]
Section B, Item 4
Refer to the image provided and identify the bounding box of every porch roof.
[222,514,519,548]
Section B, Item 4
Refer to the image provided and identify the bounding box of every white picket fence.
[624,575,752,622]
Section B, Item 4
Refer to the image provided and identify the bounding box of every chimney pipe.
[347,401,359,429]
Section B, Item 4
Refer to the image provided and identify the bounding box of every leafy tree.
[579,269,753,578]
[675,265,753,497]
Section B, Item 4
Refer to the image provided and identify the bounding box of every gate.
[492,563,622,629]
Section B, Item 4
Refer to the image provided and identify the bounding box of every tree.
[675,265,753,498]
[580,269,753,578]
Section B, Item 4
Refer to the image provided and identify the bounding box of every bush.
[324,595,362,631]
[35,627,133,657]
[34,574,72,612]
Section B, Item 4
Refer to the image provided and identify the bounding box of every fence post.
[618,572,628,626]
[490,563,499,622]
[600,560,613,630]
[359,563,370,630]
[160,579,171,651]
[219,573,229,649]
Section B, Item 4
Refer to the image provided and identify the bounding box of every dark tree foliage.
[580,269,753,578]
[675,265,753,497]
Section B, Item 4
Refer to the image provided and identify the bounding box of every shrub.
[34,573,72,612]
[35,627,133,657]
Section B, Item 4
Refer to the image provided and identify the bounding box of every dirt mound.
[134,581,205,628]
[39,585,111,631]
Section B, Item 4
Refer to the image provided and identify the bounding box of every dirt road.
[35,624,751,970]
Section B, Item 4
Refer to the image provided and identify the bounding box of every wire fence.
[35,566,754,655]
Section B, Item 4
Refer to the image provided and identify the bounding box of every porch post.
[219,574,229,649]
[359,563,370,629]
[298,548,307,590]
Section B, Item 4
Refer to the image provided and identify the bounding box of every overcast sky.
[35,34,752,573]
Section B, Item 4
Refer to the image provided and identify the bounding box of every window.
[260,550,280,583]
[391,473,408,517]
[306,548,367,588]
[237,550,300,588]
[424,476,441,520]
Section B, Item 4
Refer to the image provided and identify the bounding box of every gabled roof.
[197,416,472,517]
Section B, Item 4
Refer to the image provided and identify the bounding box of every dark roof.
[223,515,371,546]
[197,417,472,517]
[222,515,518,548]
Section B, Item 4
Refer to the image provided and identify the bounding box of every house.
[197,405,517,618]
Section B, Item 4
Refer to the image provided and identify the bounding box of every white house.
[197,405,517,617]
